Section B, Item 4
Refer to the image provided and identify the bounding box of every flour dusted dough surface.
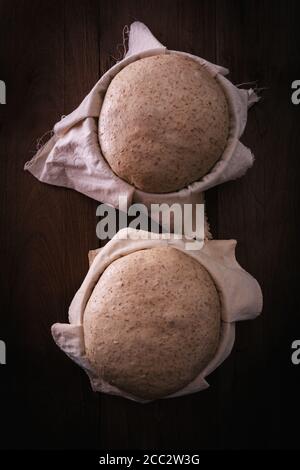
[99,54,229,193]
[83,246,221,400]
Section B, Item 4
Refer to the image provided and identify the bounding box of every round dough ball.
[99,53,229,193]
[83,246,221,400]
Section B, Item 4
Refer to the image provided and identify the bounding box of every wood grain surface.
[0,0,299,450]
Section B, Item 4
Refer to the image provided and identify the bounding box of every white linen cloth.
[52,228,263,403]
[25,22,259,213]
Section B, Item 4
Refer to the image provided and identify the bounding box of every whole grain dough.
[83,246,221,400]
[99,54,229,193]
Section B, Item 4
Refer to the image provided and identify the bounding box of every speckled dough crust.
[99,54,229,193]
[83,247,221,400]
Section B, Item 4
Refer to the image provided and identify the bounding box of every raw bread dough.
[83,246,221,399]
[99,53,229,193]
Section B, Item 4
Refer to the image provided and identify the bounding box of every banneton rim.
[51,227,263,402]
[24,22,259,214]
[96,195,205,250]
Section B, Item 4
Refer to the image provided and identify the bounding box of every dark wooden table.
[0,0,299,450]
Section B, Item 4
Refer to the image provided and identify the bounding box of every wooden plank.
[98,0,221,450]
[215,0,300,449]
[0,0,99,449]
[0,0,299,450]
[57,0,101,449]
